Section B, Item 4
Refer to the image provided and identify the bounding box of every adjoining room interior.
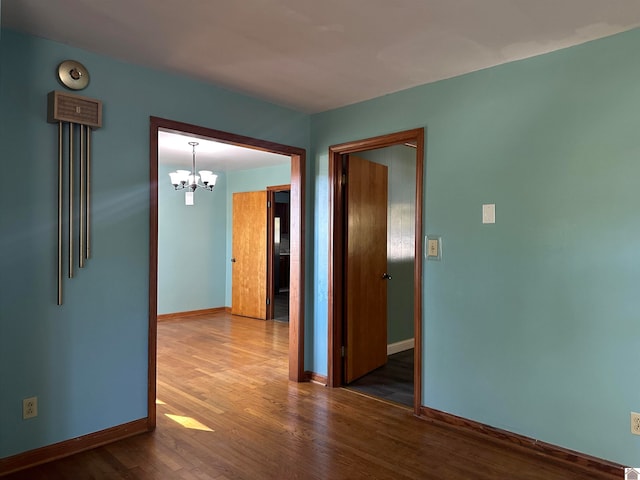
[157,128,293,325]
[343,144,417,408]
[150,116,307,419]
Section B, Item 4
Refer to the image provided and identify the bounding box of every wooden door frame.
[267,184,291,320]
[148,117,306,429]
[327,128,424,414]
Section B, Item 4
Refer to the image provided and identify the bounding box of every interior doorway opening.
[328,128,424,414]
[268,186,291,322]
[343,146,416,407]
[148,117,306,429]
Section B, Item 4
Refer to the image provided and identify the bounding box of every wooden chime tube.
[57,122,63,305]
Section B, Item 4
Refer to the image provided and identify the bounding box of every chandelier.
[168,141,217,205]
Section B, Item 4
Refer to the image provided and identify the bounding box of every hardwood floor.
[3,313,616,479]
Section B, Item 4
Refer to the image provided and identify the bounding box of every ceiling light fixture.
[168,141,217,205]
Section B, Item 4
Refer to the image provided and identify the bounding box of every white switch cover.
[428,239,439,256]
[426,236,441,260]
[482,204,495,224]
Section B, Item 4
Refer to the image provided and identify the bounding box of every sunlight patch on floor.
[165,414,215,432]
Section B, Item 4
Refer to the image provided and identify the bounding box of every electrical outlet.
[631,412,640,435]
[23,396,37,420]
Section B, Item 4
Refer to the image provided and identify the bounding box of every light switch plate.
[482,204,496,224]
[426,235,441,260]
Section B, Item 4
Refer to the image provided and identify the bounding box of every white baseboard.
[387,338,414,356]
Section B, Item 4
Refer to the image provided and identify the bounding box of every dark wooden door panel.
[345,155,388,382]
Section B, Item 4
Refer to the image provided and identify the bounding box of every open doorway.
[343,145,416,407]
[327,128,424,414]
[148,117,306,428]
[268,186,291,322]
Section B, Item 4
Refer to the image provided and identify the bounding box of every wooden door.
[345,155,389,382]
[231,191,267,319]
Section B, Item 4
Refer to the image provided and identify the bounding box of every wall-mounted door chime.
[48,60,102,305]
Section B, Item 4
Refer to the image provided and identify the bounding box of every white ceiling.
[158,130,290,171]
[4,0,640,114]
[9,1,640,171]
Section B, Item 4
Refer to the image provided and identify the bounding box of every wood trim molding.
[288,154,305,382]
[157,307,226,321]
[413,130,424,415]
[266,185,291,321]
[267,184,291,191]
[327,128,424,416]
[305,371,328,386]
[149,118,307,416]
[330,129,424,154]
[148,123,159,430]
[0,419,149,476]
[327,148,344,388]
[267,189,276,320]
[418,406,624,479]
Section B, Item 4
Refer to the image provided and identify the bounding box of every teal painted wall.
[157,164,227,315]
[224,164,291,306]
[359,146,416,345]
[311,29,640,465]
[0,30,309,458]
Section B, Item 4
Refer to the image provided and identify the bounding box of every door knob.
[382,273,392,280]
[231,258,236,263]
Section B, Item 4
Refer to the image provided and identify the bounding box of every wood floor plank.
[2,311,617,479]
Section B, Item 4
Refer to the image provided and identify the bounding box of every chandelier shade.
[168,142,217,205]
